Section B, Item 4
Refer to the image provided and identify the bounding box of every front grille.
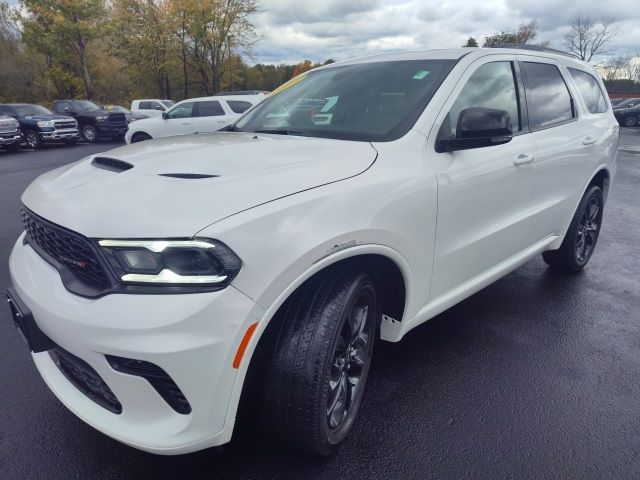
[53,120,77,130]
[0,119,17,134]
[108,113,127,124]
[50,347,122,414]
[21,208,110,289]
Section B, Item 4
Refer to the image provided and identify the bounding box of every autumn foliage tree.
[19,0,107,99]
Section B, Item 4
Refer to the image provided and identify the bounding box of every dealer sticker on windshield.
[413,70,430,80]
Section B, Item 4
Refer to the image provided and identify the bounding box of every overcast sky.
[252,0,640,64]
[7,0,639,64]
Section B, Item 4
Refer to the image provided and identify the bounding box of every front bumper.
[0,133,21,145]
[96,123,128,138]
[40,128,80,142]
[9,234,261,454]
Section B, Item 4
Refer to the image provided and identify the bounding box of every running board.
[380,235,560,342]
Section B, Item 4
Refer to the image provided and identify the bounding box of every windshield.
[15,105,52,116]
[234,60,456,142]
[70,100,101,110]
[616,98,639,108]
[161,100,175,107]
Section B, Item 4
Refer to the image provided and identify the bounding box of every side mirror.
[155,105,165,111]
[436,107,513,153]
[161,112,168,120]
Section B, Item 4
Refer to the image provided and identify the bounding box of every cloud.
[251,0,640,64]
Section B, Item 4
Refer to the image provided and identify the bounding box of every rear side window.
[521,62,574,129]
[195,101,225,117]
[139,102,150,109]
[227,100,253,114]
[568,68,608,114]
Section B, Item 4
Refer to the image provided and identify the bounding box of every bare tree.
[563,16,619,62]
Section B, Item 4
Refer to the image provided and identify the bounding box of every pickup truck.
[0,103,79,149]
[52,100,128,142]
[0,114,21,151]
[130,99,175,118]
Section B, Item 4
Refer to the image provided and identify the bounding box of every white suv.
[7,47,618,456]
[125,95,262,144]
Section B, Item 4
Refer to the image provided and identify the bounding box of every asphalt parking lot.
[1,130,639,479]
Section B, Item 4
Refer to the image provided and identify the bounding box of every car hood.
[22,132,377,238]
[22,114,75,122]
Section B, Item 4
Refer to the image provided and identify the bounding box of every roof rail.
[492,43,575,58]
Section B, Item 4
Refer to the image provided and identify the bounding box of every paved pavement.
[1,131,639,479]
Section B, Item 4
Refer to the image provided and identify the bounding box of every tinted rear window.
[568,68,607,114]
[227,100,254,114]
[521,62,574,130]
[196,101,225,117]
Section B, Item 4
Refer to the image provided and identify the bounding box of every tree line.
[0,0,333,106]
[1,3,638,106]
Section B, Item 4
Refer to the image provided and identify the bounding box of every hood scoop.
[92,157,133,173]
[158,173,219,179]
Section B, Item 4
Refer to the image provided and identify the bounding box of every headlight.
[95,115,109,122]
[37,120,55,128]
[98,238,241,287]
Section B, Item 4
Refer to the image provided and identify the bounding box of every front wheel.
[4,142,21,152]
[82,125,98,143]
[543,185,604,272]
[64,138,78,145]
[131,132,152,143]
[25,131,42,149]
[624,115,638,128]
[263,270,377,455]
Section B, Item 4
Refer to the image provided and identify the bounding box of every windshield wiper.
[252,129,306,136]
[220,124,241,132]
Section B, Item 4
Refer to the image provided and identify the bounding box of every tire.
[263,270,377,455]
[82,124,98,143]
[24,131,42,150]
[542,185,604,272]
[131,132,151,143]
[623,115,637,128]
[4,142,21,152]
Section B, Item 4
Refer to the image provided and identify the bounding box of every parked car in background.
[52,100,128,143]
[610,98,625,107]
[0,103,79,149]
[613,100,640,127]
[0,114,21,151]
[130,99,175,118]
[125,95,261,143]
[103,105,148,123]
[613,98,640,110]
[7,47,618,456]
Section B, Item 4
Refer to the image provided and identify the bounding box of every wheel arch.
[227,245,411,427]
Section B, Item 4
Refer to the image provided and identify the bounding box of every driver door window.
[161,102,195,137]
[446,62,521,137]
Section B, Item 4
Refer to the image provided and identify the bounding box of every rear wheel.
[131,132,152,143]
[25,131,42,150]
[263,270,377,455]
[82,125,97,143]
[542,185,603,272]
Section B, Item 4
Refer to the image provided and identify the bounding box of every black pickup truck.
[0,114,21,151]
[0,103,79,149]
[52,100,128,142]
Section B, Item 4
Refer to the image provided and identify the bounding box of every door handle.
[583,137,597,146]
[514,153,535,166]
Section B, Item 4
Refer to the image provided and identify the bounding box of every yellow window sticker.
[270,74,308,96]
